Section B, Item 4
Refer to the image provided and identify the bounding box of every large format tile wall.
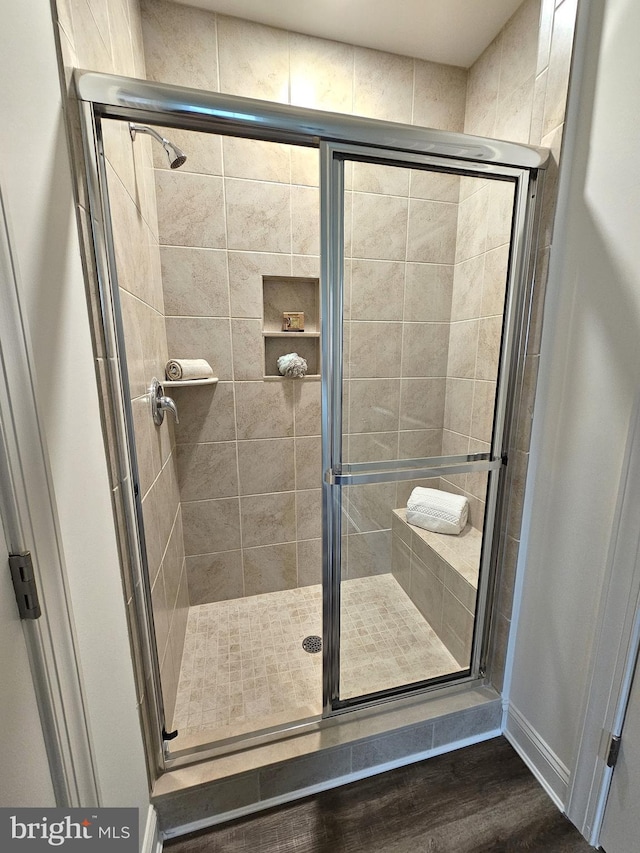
[462,0,578,690]
[140,0,470,601]
[342,161,462,574]
[52,0,189,749]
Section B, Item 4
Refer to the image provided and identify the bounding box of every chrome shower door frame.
[75,71,545,771]
[320,141,540,714]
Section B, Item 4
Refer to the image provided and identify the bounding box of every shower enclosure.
[78,71,546,771]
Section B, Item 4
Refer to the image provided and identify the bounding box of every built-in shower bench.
[391,508,482,667]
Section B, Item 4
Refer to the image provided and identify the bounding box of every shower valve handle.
[150,377,179,425]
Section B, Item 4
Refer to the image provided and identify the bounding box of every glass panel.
[339,156,515,701]
[102,119,324,749]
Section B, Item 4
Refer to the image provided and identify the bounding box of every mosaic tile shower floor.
[171,573,461,749]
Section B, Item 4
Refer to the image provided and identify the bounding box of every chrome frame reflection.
[74,70,546,766]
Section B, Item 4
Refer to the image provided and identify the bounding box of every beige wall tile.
[131,394,156,498]
[542,0,578,137]
[186,551,243,604]
[241,492,296,548]
[231,318,264,381]
[530,69,548,146]
[234,381,294,439]
[291,186,319,256]
[410,555,444,632]
[295,436,322,491]
[444,378,474,435]
[470,380,497,444]
[413,61,467,132]
[349,379,400,433]
[293,380,321,436]
[402,322,450,378]
[447,320,479,380]
[69,0,114,72]
[119,289,146,398]
[173,382,236,444]
[495,75,535,144]
[225,178,291,254]
[539,123,564,248]
[404,263,453,322]
[351,192,408,261]
[238,438,295,495]
[407,199,458,264]
[297,539,322,587]
[537,0,556,73]
[222,137,291,183]
[228,251,290,319]
[349,321,403,378]
[398,429,442,459]
[455,188,489,263]
[109,167,154,305]
[451,256,484,322]
[290,33,354,113]
[151,570,170,660]
[156,172,226,248]
[162,513,184,610]
[515,355,540,452]
[296,489,322,541]
[291,147,319,189]
[176,441,238,501]
[410,170,460,203]
[108,0,137,76]
[482,246,510,317]
[464,37,501,137]
[217,15,289,102]
[399,378,446,431]
[476,316,503,380]
[345,483,397,533]
[350,260,405,321]
[352,162,410,197]
[353,47,413,124]
[153,128,223,176]
[141,0,218,89]
[346,530,391,577]
[498,0,541,100]
[165,316,232,380]
[346,432,398,464]
[181,497,241,555]
[243,543,297,595]
[161,246,229,317]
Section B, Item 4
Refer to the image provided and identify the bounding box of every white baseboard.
[142,805,162,853]
[504,701,570,810]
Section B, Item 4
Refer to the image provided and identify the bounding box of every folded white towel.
[277,352,308,379]
[406,487,469,535]
[165,358,214,381]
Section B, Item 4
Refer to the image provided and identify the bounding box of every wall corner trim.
[504,701,570,810]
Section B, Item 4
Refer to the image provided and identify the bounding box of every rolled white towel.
[406,487,469,535]
[165,358,214,381]
[277,352,308,379]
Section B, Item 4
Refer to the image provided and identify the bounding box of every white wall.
[508,0,640,801]
[0,0,150,829]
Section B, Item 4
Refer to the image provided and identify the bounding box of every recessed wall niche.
[262,276,320,378]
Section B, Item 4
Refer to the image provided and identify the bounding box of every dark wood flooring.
[166,737,594,852]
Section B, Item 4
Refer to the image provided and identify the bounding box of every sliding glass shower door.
[320,143,531,709]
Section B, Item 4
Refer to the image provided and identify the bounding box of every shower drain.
[302,635,322,654]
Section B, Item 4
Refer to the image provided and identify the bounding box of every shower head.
[129,123,187,169]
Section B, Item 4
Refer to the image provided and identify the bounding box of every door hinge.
[606,734,621,769]
[8,551,41,620]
